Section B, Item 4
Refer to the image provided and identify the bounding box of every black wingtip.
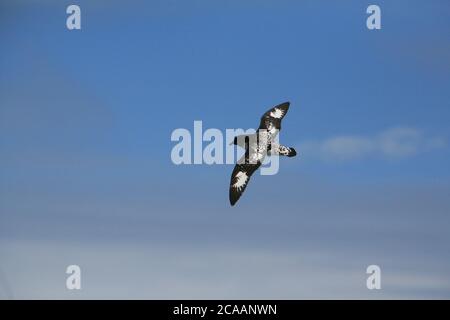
[276,101,290,113]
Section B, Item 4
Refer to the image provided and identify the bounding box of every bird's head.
[230,136,238,146]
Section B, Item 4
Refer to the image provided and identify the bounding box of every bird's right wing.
[258,101,290,131]
[229,158,261,206]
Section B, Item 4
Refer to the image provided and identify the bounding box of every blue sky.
[0,0,449,298]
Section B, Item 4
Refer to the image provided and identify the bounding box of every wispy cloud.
[300,127,446,161]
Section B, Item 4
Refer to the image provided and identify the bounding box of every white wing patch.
[233,171,248,191]
[270,108,284,119]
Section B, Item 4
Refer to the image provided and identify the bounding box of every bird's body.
[229,102,297,206]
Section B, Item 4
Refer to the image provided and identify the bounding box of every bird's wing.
[258,101,290,131]
[229,157,261,206]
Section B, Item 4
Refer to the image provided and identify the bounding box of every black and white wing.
[229,158,261,206]
[258,101,290,131]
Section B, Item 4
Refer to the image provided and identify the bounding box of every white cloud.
[300,127,446,161]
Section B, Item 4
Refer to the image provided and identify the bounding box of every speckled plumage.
[229,102,297,206]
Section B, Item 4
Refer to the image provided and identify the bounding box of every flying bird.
[229,102,297,206]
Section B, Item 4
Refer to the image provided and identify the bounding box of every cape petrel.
[229,101,297,206]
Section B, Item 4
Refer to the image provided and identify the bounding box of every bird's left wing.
[229,159,261,206]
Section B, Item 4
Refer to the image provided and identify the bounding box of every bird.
[229,101,297,206]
